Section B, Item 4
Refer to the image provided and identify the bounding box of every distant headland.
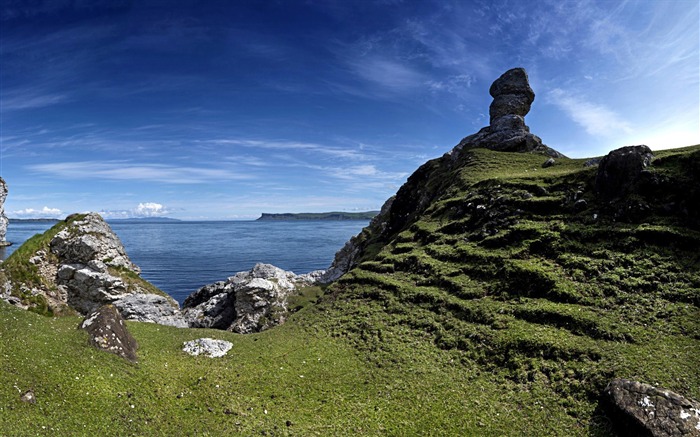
[9,218,61,223]
[257,211,378,221]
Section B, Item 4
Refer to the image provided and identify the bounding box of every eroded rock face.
[80,304,138,362]
[0,178,8,246]
[182,263,321,334]
[595,145,654,200]
[603,378,700,437]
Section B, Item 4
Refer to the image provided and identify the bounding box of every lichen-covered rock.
[595,145,654,200]
[182,263,321,333]
[182,338,233,358]
[50,213,138,272]
[603,378,700,437]
[80,304,138,362]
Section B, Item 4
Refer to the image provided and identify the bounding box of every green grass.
[1,300,593,435]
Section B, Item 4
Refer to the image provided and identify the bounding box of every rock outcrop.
[595,145,654,200]
[182,263,321,334]
[182,338,233,358]
[0,177,8,246]
[1,212,186,326]
[603,378,700,437]
[454,68,564,158]
[80,304,138,362]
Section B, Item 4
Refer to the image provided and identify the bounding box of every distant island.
[257,211,378,221]
[9,218,61,223]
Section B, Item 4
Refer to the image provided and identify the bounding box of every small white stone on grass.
[182,338,233,358]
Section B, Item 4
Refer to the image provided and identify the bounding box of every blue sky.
[1,0,698,220]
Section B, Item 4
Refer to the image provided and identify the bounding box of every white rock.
[182,338,233,358]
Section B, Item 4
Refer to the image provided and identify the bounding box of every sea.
[1,220,369,304]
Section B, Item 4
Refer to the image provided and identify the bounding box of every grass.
[1,145,699,435]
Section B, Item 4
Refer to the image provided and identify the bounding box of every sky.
[1,0,698,220]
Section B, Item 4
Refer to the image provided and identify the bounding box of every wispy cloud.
[347,56,426,91]
[0,89,69,111]
[28,161,251,184]
[547,88,633,137]
[210,139,368,160]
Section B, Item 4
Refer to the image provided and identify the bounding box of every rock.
[542,158,555,168]
[595,145,654,200]
[603,378,700,437]
[584,157,603,167]
[113,293,187,328]
[488,67,534,123]
[50,213,138,272]
[20,389,36,404]
[3,212,183,324]
[58,263,130,314]
[182,263,320,333]
[490,94,533,123]
[182,338,233,358]
[453,68,564,158]
[0,178,8,246]
[489,67,535,102]
[80,304,138,362]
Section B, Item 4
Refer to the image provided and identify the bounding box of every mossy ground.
[1,146,699,435]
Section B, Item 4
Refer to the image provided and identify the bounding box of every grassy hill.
[1,145,699,435]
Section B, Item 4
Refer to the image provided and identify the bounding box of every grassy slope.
[1,146,699,435]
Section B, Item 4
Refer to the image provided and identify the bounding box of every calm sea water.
[2,220,367,304]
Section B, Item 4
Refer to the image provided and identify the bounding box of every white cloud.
[134,202,169,217]
[100,202,172,219]
[10,206,63,218]
[547,88,633,137]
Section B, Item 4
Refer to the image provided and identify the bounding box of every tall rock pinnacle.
[454,67,564,158]
[489,67,535,123]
